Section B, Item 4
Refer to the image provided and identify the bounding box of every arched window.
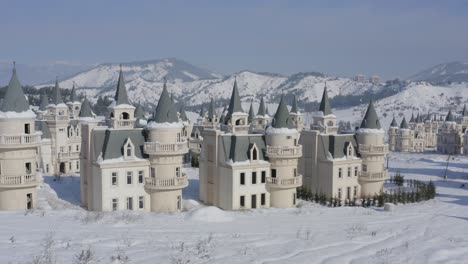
[126,145,132,157]
[121,112,130,120]
[250,144,259,161]
[124,138,134,159]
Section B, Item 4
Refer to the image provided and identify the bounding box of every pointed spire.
[39,91,49,111]
[199,104,205,118]
[409,113,415,123]
[152,79,178,123]
[390,116,398,127]
[445,109,455,122]
[69,82,78,102]
[179,104,188,121]
[79,97,94,118]
[319,83,332,115]
[272,95,290,128]
[291,95,299,114]
[207,98,215,119]
[360,100,381,129]
[1,62,30,113]
[248,102,254,123]
[400,117,408,129]
[257,96,267,116]
[226,79,244,120]
[51,77,64,105]
[135,103,146,119]
[114,65,131,105]
[462,104,468,117]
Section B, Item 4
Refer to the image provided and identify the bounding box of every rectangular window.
[76,161,79,170]
[338,188,342,199]
[138,170,144,183]
[177,195,182,210]
[338,168,342,178]
[261,193,266,206]
[240,195,245,207]
[354,186,357,197]
[347,187,351,200]
[112,172,118,185]
[261,171,266,183]
[60,147,64,153]
[127,172,132,184]
[354,166,358,176]
[363,164,367,172]
[112,198,118,211]
[240,173,245,185]
[294,168,297,176]
[347,167,351,177]
[76,145,79,151]
[252,172,257,184]
[176,167,180,177]
[293,193,296,205]
[151,167,156,178]
[139,196,144,209]
[69,146,72,152]
[271,169,277,178]
[126,197,133,210]
[69,162,72,171]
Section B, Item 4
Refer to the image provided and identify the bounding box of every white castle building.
[80,68,189,212]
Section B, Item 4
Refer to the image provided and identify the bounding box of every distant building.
[369,75,381,85]
[354,74,366,82]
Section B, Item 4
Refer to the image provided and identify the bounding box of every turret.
[221,79,249,134]
[46,78,69,120]
[252,96,271,133]
[265,95,302,208]
[66,83,81,119]
[355,100,388,197]
[289,95,304,130]
[107,65,135,129]
[144,80,189,212]
[311,84,338,134]
[388,115,398,151]
[204,98,218,128]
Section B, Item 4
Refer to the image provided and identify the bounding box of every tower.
[252,96,271,133]
[107,66,135,129]
[311,84,338,134]
[66,83,81,119]
[388,115,398,151]
[355,100,388,197]
[0,64,40,210]
[144,81,189,212]
[204,98,218,128]
[221,80,249,134]
[397,117,410,152]
[289,95,304,131]
[265,95,302,208]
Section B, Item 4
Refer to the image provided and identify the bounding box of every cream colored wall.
[298,130,319,192]
[0,187,36,210]
[198,129,220,206]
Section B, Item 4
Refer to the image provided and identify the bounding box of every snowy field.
[1,152,468,263]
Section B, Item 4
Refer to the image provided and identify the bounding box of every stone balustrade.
[0,133,42,147]
[266,175,302,188]
[144,141,189,155]
[266,145,302,158]
[144,175,188,190]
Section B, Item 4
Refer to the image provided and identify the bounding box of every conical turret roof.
[319,84,332,115]
[360,100,381,129]
[39,92,49,111]
[257,96,267,116]
[114,66,131,105]
[462,104,468,117]
[409,113,415,123]
[207,98,215,119]
[390,116,398,127]
[135,104,146,119]
[179,105,188,121]
[51,78,64,105]
[199,105,205,118]
[152,80,178,123]
[445,110,455,122]
[248,102,254,123]
[79,97,94,118]
[400,117,408,129]
[291,95,299,114]
[1,64,30,113]
[272,95,290,128]
[226,79,244,120]
[69,83,78,103]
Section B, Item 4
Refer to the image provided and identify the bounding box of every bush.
[394,172,404,187]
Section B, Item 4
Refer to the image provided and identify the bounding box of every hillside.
[408,61,468,84]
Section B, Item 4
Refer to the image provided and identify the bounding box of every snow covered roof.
[221,134,267,163]
[1,63,30,113]
[92,128,147,161]
[320,134,358,160]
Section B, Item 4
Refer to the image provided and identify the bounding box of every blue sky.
[1,0,467,79]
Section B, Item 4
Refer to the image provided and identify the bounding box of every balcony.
[109,119,135,128]
[0,133,42,148]
[266,175,302,189]
[0,174,38,188]
[359,144,388,155]
[58,152,80,160]
[43,115,69,121]
[266,145,302,158]
[144,141,189,155]
[358,171,387,182]
[144,175,188,190]
[221,124,250,134]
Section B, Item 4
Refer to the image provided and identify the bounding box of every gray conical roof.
[226,80,244,120]
[463,104,468,117]
[409,113,415,123]
[179,105,188,121]
[69,83,78,102]
[416,112,423,123]
[207,98,215,119]
[51,78,64,105]
[135,104,146,119]
[199,105,205,117]
[257,96,267,116]
[400,117,408,129]
[360,100,381,129]
[248,102,254,123]
[291,95,299,114]
[1,64,30,113]
[39,92,49,111]
[153,81,178,123]
[319,85,332,115]
[114,67,131,105]
[424,112,431,122]
[272,95,290,128]
[445,110,455,122]
[79,97,94,118]
[390,116,398,127]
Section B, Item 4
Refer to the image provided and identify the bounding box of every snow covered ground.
[1,152,468,263]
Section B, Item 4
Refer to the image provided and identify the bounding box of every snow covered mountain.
[408,61,468,84]
[38,58,383,109]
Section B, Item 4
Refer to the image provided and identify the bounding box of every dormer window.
[124,138,135,159]
[347,144,354,157]
[250,144,259,161]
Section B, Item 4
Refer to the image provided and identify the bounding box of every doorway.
[24,123,31,134]
[59,162,66,174]
[251,194,257,209]
[27,193,32,209]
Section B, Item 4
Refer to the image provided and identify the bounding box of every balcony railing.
[359,171,387,181]
[144,175,188,190]
[144,141,189,155]
[111,119,135,128]
[0,133,42,147]
[359,144,388,154]
[43,115,69,121]
[58,152,80,160]
[0,174,38,187]
[266,175,302,189]
[266,145,302,158]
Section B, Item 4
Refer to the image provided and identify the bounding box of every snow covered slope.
[409,61,468,83]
